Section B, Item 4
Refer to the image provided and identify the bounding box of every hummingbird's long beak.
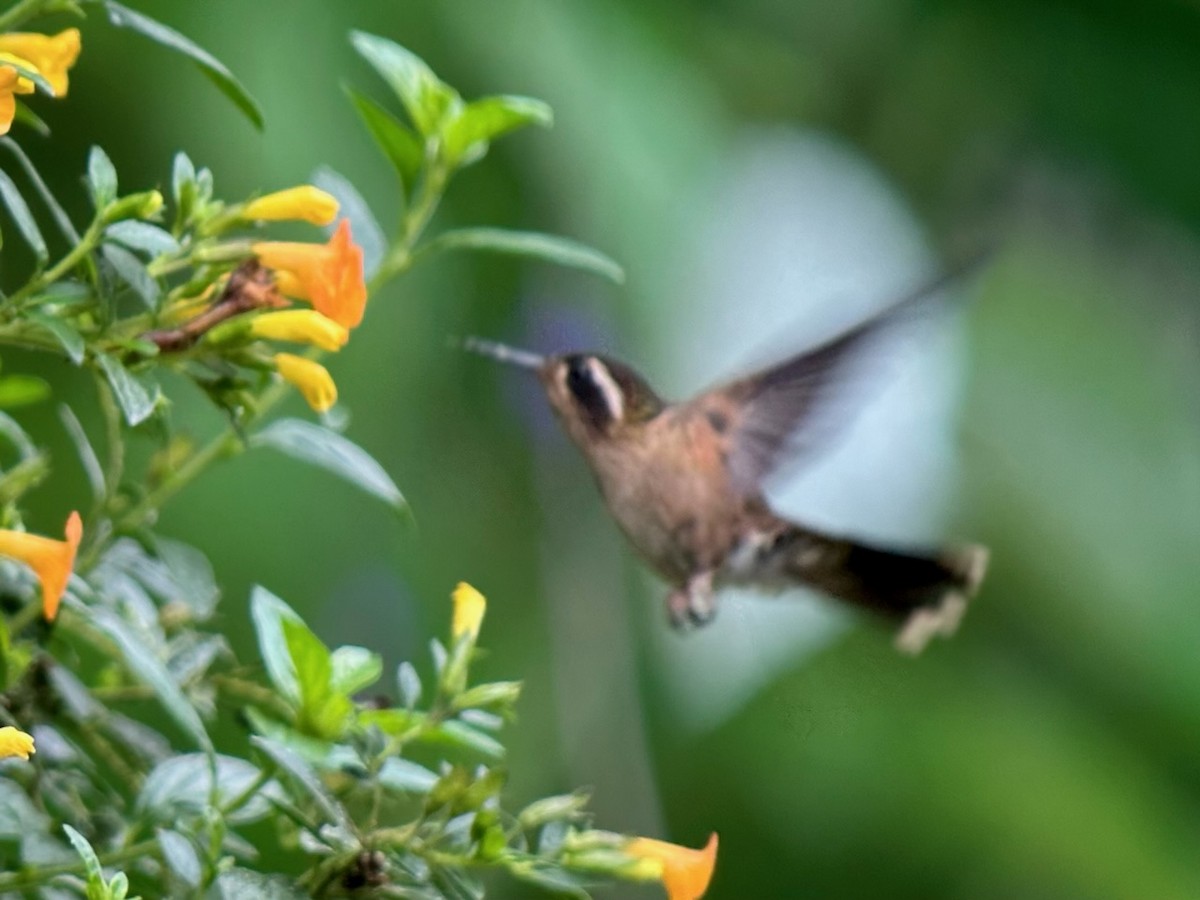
[459,336,546,370]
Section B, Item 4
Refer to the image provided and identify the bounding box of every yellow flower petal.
[243,186,339,226]
[625,833,718,900]
[0,29,80,96]
[451,582,486,641]
[251,309,349,352]
[0,726,34,760]
[0,511,82,621]
[274,352,337,413]
[254,219,367,329]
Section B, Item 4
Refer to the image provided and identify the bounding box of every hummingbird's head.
[544,352,664,439]
[461,337,662,443]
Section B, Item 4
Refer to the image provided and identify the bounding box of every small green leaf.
[397,661,422,710]
[87,146,118,208]
[139,754,278,825]
[311,166,386,279]
[443,95,552,168]
[105,220,180,257]
[517,791,590,830]
[249,586,304,705]
[62,824,104,885]
[420,227,624,284]
[250,736,349,828]
[90,608,211,750]
[349,30,458,136]
[0,169,47,263]
[329,645,382,696]
[378,757,438,793]
[96,352,155,426]
[283,618,351,739]
[101,243,160,307]
[59,404,105,500]
[157,828,201,887]
[0,375,49,408]
[430,720,505,761]
[344,87,424,193]
[104,1,264,129]
[453,680,522,712]
[11,101,50,137]
[251,418,405,511]
[30,313,85,364]
[211,869,308,900]
[0,137,77,242]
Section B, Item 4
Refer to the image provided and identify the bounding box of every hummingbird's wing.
[691,318,889,495]
[687,257,987,495]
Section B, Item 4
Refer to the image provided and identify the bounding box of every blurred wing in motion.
[690,258,987,495]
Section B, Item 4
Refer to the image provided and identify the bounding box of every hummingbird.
[464,269,989,654]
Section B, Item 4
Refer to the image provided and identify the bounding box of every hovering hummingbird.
[464,268,989,654]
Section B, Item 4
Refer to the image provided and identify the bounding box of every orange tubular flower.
[0,29,81,97]
[0,511,82,621]
[0,58,35,135]
[250,309,349,352]
[0,726,34,760]
[243,186,339,226]
[274,352,337,413]
[253,219,366,329]
[625,833,719,900]
[451,582,486,641]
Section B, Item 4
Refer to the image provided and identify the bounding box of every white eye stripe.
[585,357,624,422]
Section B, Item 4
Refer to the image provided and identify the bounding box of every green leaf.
[103,1,264,129]
[0,780,48,837]
[210,869,308,900]
[87,146,118,208]
[0,169,47,263]
[250,736,349,828]
[517,791,591,830]
[329,645,382,696]
[378,757,438,793]
[251,418,405,511]
[397,661,422,710]
[349,30,457,136]
[30,313,85,364]
[420,227,624,284]
[138,754,278,825]
[12,101,50,137]
[0,375,49,408]
[311,165,386,279]
[62,824,105,887]
[155,537,220,619]
[105,220,180,257]
[3,60,52,96]
[249,586,304,705]
[344,87,424,193]
[283,618,351,738]
[506,864,589,899]
[96,352,156,426]
[101,242,159,307]
[429,720,505,761]
[443,95,553,168]
[90,608,211,750]
[0,138,78,242]
[59,404,105,500]
[157,828,202,888]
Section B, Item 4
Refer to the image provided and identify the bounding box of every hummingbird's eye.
[564,356,623,430]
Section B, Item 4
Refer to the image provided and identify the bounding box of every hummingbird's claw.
[666,571,717,631]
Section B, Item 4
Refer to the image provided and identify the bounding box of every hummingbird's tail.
[777,528,990,654]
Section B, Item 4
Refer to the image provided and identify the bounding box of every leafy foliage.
[0,5,689,899]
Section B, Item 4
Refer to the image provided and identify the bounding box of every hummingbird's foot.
[666,571,716,630]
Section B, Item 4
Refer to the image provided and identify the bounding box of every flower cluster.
[0,28,80,132]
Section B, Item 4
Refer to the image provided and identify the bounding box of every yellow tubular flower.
[0,511,82,621]
[274,352,337,413]
[250,310,349,352]
[451,582,486,641]
[624,833,719,900]
[254,219,367,329]
[243,186,339,226]
[0,29,80,96]
[0,726,34,760]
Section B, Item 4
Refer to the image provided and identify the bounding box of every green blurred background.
[12,0,1200,896]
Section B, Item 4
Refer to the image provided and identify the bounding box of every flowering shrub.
[0,1,716,897]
